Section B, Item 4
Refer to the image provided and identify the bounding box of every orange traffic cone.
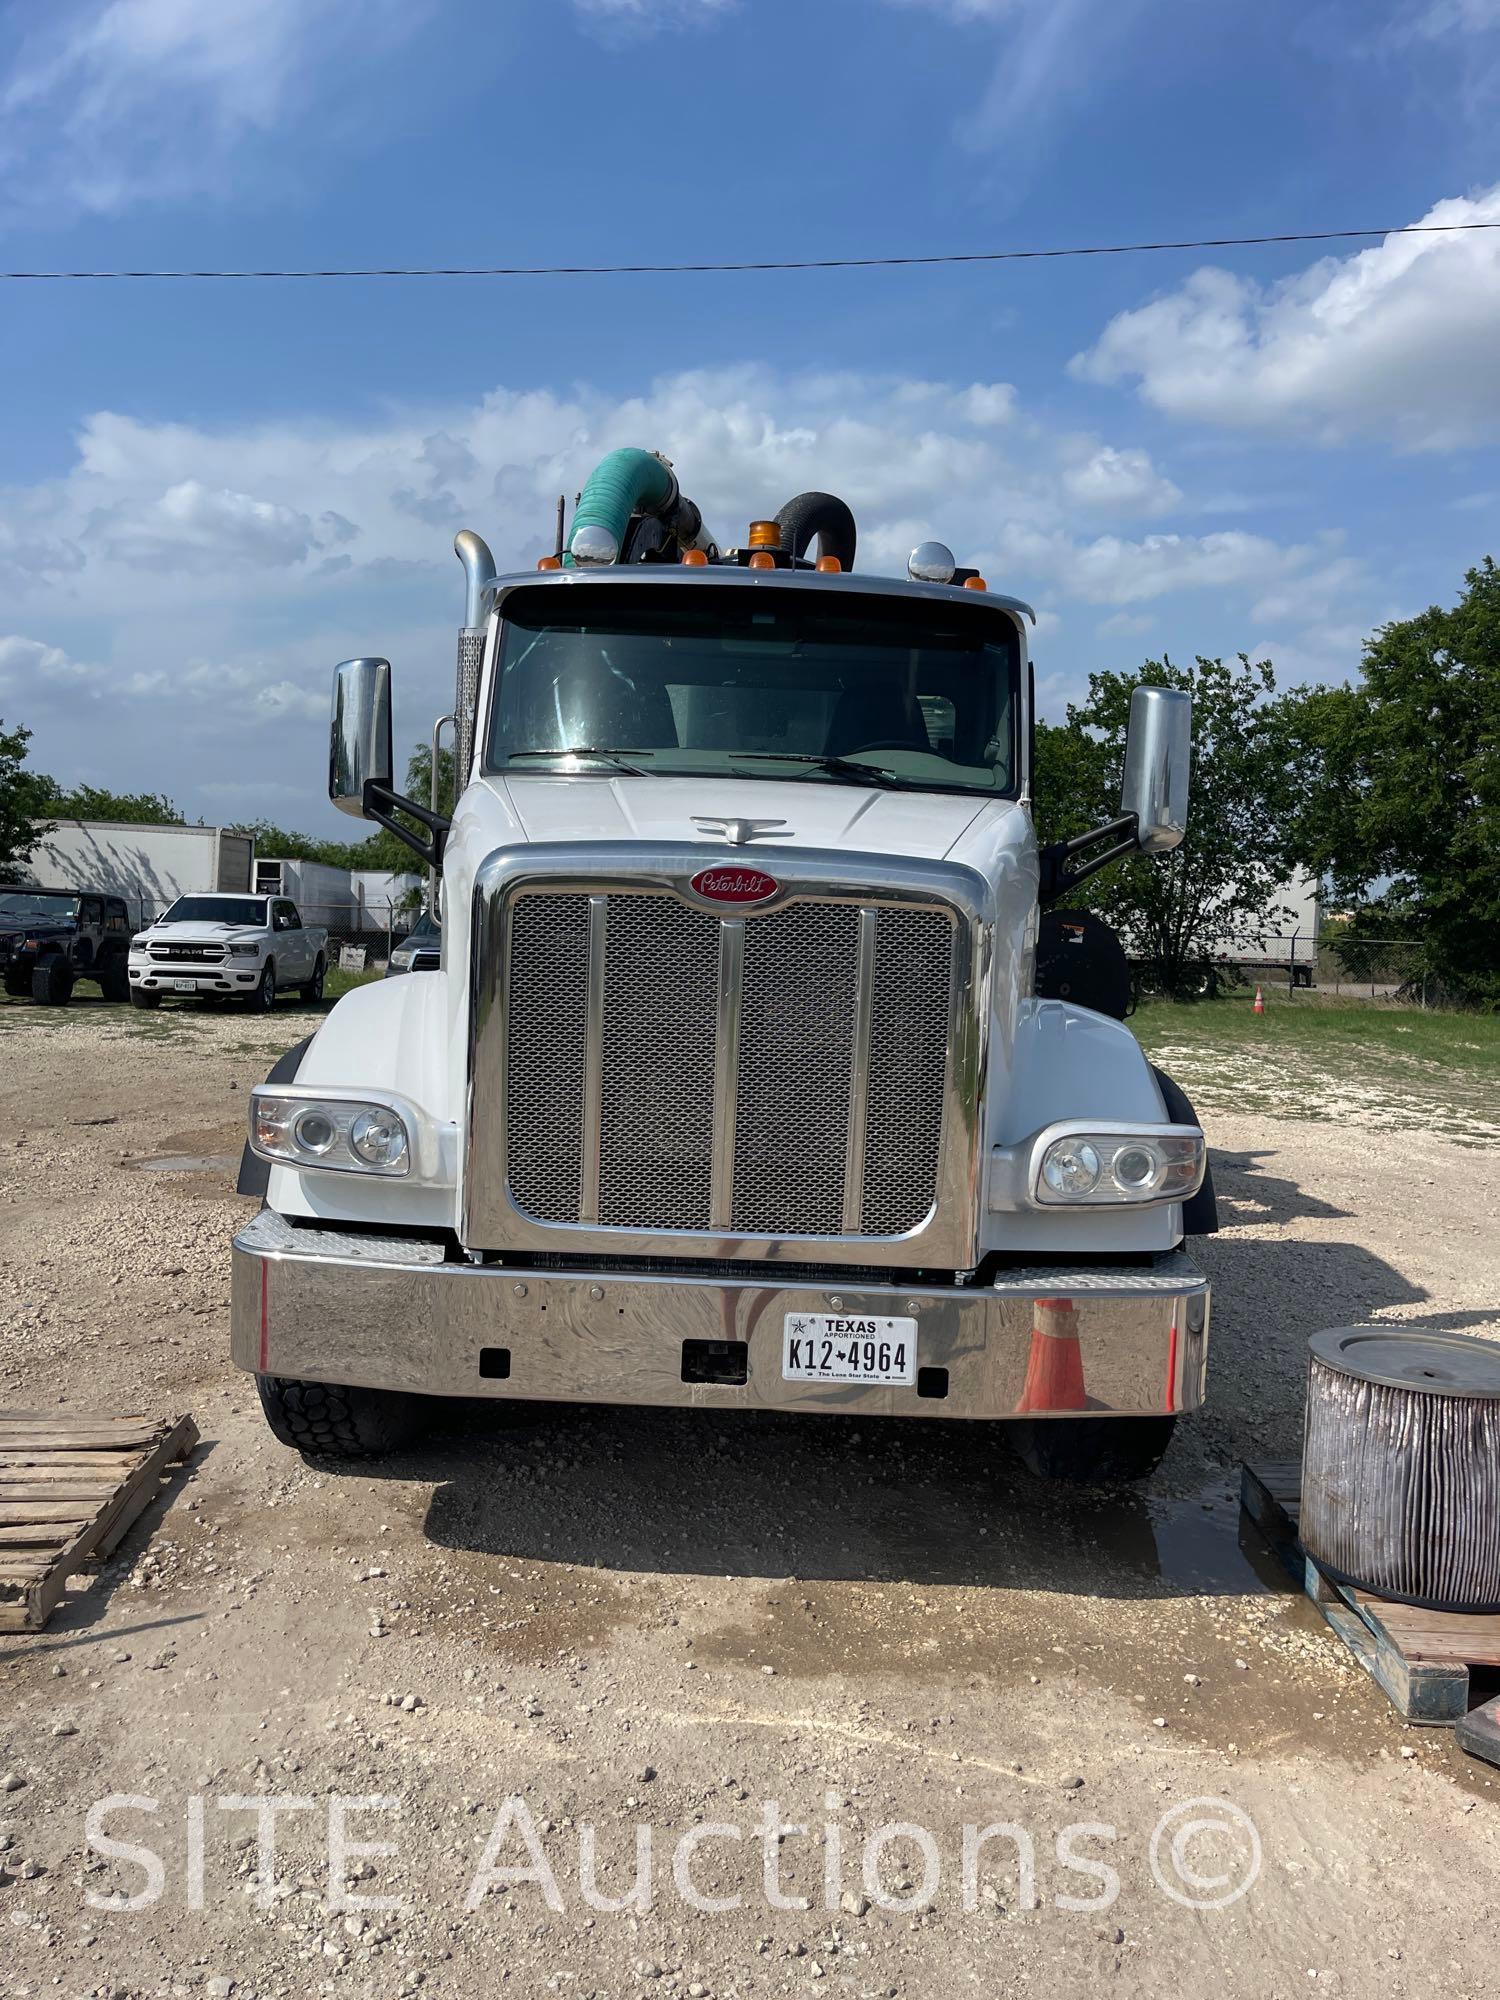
[1015,1297,1088,1413]
[1252,985,1264,1015]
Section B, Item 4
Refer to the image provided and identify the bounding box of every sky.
[2,0,1498,837]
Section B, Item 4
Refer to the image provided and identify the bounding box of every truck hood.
[0,916,74,938]
[483,773,1003,863]
[140,921,262,941]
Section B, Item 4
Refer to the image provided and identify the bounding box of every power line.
[2,219,1498,283]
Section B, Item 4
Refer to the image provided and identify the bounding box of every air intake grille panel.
[502,887,955,1238]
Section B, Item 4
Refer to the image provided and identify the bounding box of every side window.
[80,898,102,929]
[277,902,301,931]
[105,904,130,935]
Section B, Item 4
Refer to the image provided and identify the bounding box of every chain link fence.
[1133,936,1439,1004]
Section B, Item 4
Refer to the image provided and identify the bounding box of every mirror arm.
[1039,812,1138,907]
[361,780,452,871]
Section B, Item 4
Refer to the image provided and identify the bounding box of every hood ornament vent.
[691,815,789,847]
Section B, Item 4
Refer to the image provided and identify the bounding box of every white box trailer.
[28,821,253,927]
[352,869,422,922]
[1201,869,1321,988]
[252,857,358,926]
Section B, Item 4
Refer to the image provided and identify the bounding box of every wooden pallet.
[1241,1460,1500,1742]
[0,1411,198,1632]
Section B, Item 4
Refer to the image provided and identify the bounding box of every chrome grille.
[503,887,955,1238]
[504,893,589,1220]
[862,909,955,1235]
[598,897,718,1230]
[732,902,860,1234]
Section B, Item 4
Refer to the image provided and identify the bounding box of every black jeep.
[0,886,133,1005]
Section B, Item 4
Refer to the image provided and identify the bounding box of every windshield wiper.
[504,747,656,777]
[732,752,908,790]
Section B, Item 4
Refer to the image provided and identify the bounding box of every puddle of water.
[135,1152,238,1174]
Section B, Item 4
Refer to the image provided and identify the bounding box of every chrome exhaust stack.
[453,530,497,790]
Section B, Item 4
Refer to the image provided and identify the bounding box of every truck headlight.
[1032,1125,1204,1206]
[228,941,260,958]
[251,1093,411,1176]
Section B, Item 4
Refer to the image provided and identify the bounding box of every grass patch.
[324,966,384,1002]
[1133,992,1500,1142]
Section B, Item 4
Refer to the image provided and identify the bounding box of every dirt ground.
[2,995,1499,2000]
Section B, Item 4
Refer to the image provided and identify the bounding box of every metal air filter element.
[1302,1326,1500,1615]
[453,628,485,794]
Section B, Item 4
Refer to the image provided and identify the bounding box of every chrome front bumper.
[231,1212,1209,1420]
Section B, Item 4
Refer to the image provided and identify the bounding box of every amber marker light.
[815,555,842,573]
[537,555,561,570]
[747,520,781,549]
[963,575,988,591]
[681,548,709,566]
[748,550,776,570]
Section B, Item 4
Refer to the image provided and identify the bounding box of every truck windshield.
[486,586,1021,796]
[0,891,79,920]
[160,897,266,925]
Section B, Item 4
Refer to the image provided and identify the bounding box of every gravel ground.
[2,995,1499,2000]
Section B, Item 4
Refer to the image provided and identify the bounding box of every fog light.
[349,1109,408,1170]
[1041,1139,1100,1197]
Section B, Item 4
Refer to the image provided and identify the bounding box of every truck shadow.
[1210,1147,1352,1226]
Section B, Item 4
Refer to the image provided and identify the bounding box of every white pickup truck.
[129,893,327,1011]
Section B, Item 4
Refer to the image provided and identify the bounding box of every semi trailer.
[232,449,1213,1482]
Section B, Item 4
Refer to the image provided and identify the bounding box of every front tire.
[249,962,277,1012]
[301,955,325,1003]
[1012,1415,1178,1484]
[100,959,130,1003]
[129,988,161,1010]
[32,957,74,1005]
[3,968,30,998]
[255,1375,424,1459]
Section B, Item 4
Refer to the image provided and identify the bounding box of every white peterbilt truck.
[232,450,1214,1481]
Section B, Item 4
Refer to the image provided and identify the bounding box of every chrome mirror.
[1121,684,1191,853]
[329,658,393,818]
[908,540,957,585]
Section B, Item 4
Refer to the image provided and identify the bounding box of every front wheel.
[1012,1415,1178,1484]
[32,957,74,1005]
[255,1375,425,1459]
[100,959,130,1003]
[248,962,277,1012]
[129,988,161,1010]
[301,955,325,1003]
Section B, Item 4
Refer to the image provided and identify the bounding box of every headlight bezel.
[250,1089,415,1177]
[1028,1121,1205,1208]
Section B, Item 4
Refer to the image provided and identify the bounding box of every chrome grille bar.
[841,907,878,1232]
[580,894,608,1224]
[710,917,744,1229]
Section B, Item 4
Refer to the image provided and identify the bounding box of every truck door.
[76,897,102,967]
[274,901,310,978]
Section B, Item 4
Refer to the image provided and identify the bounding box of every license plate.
[782,1314,917,1386]
[173,978,197,992]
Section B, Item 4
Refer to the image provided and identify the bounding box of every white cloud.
[0,634,104,695]
[0,0,422,217]
[1060,443,1180,515]
[1072,185,1500,450]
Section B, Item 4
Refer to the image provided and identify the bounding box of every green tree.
[37,781,183,825]
[0,720,55,877]
[1291,559,1500,1006]
[1034,654,1308,996]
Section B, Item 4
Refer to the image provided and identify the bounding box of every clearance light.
[748,550,776,570]
[748,520,781,549]
[963,575,988,591]
[681,548,709,566]
[815,554,842,573]
[536,555,561,570]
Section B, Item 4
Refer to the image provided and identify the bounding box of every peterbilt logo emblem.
[690,866,779,905]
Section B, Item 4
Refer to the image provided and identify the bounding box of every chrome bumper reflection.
[230,1211,1209,1420]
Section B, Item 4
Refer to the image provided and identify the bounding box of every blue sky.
[3,0,1498,836]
